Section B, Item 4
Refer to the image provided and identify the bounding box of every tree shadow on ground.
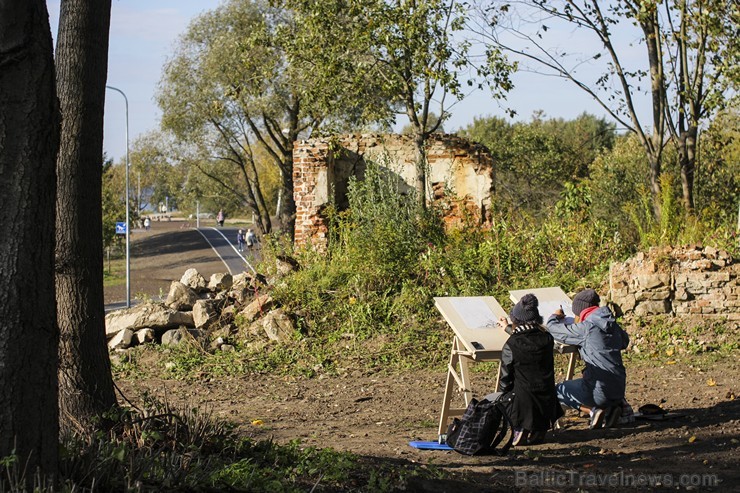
[370,399,739,492]
[131,230,211,259]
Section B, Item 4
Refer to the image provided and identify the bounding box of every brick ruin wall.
[293,133,495,249]
[609,246,739,322]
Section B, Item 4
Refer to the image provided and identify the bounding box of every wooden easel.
[435,294,580,441]
[435,296,510,439]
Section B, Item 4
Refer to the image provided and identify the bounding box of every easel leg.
[493,360,502,391]
[438,339,460,439]
[565,352,578,380]
[459,349,473,407]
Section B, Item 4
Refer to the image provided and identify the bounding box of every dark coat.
[497,327,564,431]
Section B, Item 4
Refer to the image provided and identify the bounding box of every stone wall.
[610,246,739,321]
[292,133,495,248]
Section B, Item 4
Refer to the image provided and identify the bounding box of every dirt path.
[117,357,740,492]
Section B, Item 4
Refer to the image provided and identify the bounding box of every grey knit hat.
[572,289,601,317]
[510,293,542,325]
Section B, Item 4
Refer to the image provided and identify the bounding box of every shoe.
[512,429,528,446]
[527,430,546,445]
[604,406,622,428]
[589,407,606,429]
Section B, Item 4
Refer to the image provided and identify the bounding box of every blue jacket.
[546,307,629,403]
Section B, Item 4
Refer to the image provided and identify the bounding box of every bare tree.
[55,0,117,435]
[471,0,738,217]
[0,0,59,481]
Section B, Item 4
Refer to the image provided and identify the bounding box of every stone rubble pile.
[610,245,738,320]
[105,260,300,352]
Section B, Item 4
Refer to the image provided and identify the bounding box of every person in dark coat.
[495,293,564,446]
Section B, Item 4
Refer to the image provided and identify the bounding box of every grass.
[3,397,438,493]
[103,257,126,287]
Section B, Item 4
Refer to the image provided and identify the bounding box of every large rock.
[261,308,294,342]
[180,268,207,292]
[161,328,186,346]
[634,300,672,316]
[193,299,219,328]
[108,329,134,350]
[161,327,204,346]
[165,281,199,310]
[208,272,233,291]
[239,294,275,323]
[276,255,300,276]
[105,303,194,338]
[133,328,155,345]
[227,285,252,305]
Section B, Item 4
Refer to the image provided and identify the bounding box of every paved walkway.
[194,227,259,275]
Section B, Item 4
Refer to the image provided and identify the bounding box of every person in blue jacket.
[547,289,629,429]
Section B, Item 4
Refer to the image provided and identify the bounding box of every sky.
[46,1,649,163]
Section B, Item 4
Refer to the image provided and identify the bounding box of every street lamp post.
[106,85,131,308]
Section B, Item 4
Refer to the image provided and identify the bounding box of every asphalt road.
[104,223,260,312]
[195,227,259,275]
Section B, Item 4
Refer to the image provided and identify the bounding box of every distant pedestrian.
[143,217,151,231]
[245,228,258,251]
[236,229,245,252]
[216,209,225,227]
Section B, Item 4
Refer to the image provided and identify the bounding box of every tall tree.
[54,0,116,435]
[472,0,738,217]
[279,0,514,208]
[159,0,308,235]
[460,112,615,213]
[0,0,59,481]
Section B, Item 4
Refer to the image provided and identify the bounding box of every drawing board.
[434,296,510,359]
[509,286,575,322]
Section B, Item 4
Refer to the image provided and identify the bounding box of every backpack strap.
[490,400,514,455]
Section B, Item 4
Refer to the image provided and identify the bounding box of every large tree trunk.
[640,12,666,221]
[413,131,428,210]
[55,0,116,435]
[0,0,60,481]
[279,159,297,239]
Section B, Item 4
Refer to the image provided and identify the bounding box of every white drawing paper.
[450,297,499,329]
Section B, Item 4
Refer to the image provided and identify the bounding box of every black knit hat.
[510,293,542,325]
[572,289,601,317]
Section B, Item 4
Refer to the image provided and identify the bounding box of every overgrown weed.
[2,396,428,492]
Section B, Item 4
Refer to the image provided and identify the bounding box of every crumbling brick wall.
[609,246,739,321]
[292,133,494,248]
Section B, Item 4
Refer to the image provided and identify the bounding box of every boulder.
[634,300,672,316]
[239,294,275,323]
[108,328,134,350]
[105,303,194,338]
[227,284,252,305]
[193,299,219,328]
[208,272,233,291]
[161,329,183,346]
[209,336,225,351]
[133,328,155,345]
[210,324,235,340]
[165,281,198,310]
[180,268,207,292]
[261,308,294,342]
[161,327,204,346]
[276,255,300,276]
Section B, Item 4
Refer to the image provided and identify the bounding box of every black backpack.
[445,394,514,456]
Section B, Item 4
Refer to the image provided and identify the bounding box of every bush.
[265,157,632,373]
